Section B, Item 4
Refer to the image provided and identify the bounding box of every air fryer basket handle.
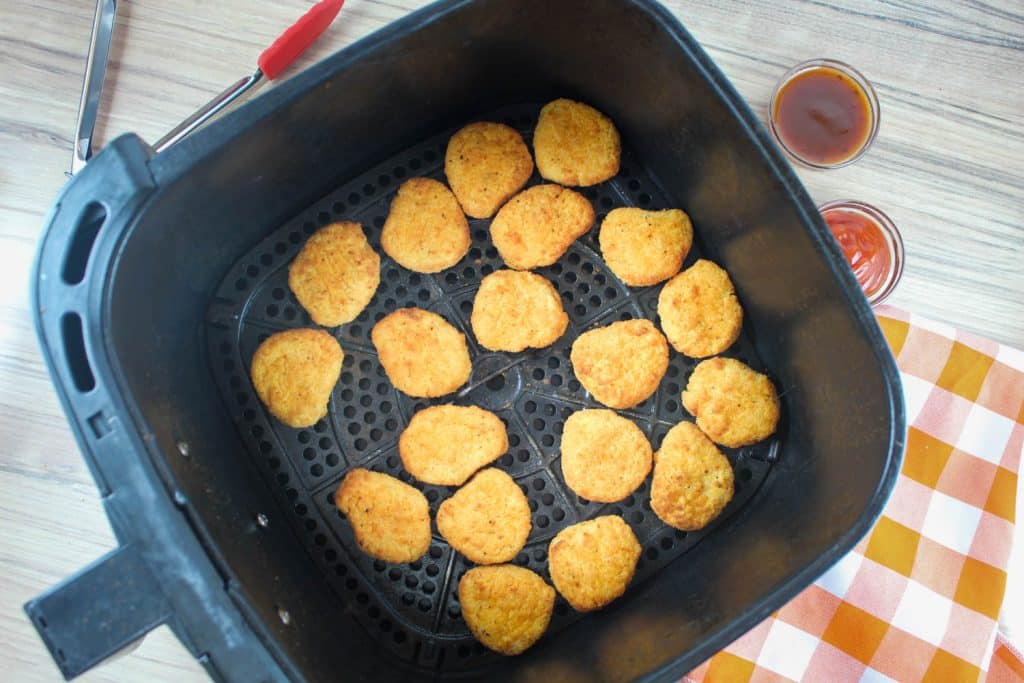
[29,134,165,680]
[24,544,172,680]
[30,133,295,683]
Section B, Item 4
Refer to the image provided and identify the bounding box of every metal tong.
[71,0,344,175]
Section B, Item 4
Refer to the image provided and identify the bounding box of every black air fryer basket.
[27,1,905,681]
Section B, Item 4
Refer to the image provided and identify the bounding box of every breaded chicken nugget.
[335,468,431,563]
[599,208,693,287]
[560,410,652,503]
[533,99,620,186]
[548,516,641,612]
[250,328,343,428]
[658,259,743,358]
[371,308,471,398]
[288,221,380,327]
[445,122,534,219]
[381,177,470,273]
[681,357,779,447]
[490,184,594,270]
[650,421,734,531]
[470,270,569,352]
[458,565,555,656]
[398,405,508,485]
[570,319,669,409]
[437,469,531,564]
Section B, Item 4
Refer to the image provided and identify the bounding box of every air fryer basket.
[207,102,778,671]
[27,1,904,681]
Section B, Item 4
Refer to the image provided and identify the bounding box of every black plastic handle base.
[25,544,171,680]
[29,134,293,683]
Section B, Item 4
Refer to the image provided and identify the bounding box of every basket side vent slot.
[62,201,107,285]
[61,313,96,393]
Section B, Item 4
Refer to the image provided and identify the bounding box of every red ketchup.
[822,207,892,300]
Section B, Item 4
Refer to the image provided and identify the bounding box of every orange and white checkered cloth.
[685,306,1024,682]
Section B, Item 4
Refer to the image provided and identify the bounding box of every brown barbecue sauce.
[772,67,873,166]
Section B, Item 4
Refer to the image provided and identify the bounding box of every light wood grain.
[0,1,1021,681]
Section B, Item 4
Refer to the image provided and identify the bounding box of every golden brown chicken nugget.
[560,410,652,503]
[334,468,431,563]
[381,177,470,273]
[570,319,669,409]
[445,122,534,219]
[490,184,594,270]
[371,308,471,398]
[533,98,621,186]
[599,208,693,287]
[398,405,508,485]
[651,421,734,531]
[288,221,380,327]
[470,270,569,352]
[548,516,641,612]
[437,469,531,564]
[681,357,780,447]
[250,328,343,428]
[458,565,555,656]
[658,259,743,358]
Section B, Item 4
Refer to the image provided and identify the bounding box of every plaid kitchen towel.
[685,306,1024,682]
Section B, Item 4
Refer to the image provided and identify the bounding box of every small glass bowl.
[819,199,904,306]
[769,58,880,170]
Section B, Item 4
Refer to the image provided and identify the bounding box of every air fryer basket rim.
[26,0,906,680]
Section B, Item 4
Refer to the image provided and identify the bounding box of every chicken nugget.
[490,184,594,270]
[570,319,669,409]
[599,208,693,287]
[650,421,734,531]
[548,516,641,612]
[445,122,534,219]
[658,259,743,358]
[560,410,652,503]
[470,270,569,352]
[334,468,431,563]
[381,177,470,273]
[458,565,555,656]
[437,468,531,564]
[250,328,343,428]
[681,357,779,447]
[533,98,620,186]
[371,308,471,398]
[399,405,508,485]
[288,221,380,327]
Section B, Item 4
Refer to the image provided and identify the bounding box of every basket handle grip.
[24,544,171,680]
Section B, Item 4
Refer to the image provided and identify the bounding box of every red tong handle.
[257,0,345,80]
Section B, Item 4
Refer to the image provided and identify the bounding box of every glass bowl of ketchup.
[820,199,904,306]
[770,59,880,169]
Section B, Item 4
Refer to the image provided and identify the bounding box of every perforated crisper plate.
[207,103,778,673]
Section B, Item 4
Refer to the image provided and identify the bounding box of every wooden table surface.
[2,1,1021,680]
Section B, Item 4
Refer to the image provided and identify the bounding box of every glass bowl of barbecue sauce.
[819,200,904,305]
[770,59,879,169]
